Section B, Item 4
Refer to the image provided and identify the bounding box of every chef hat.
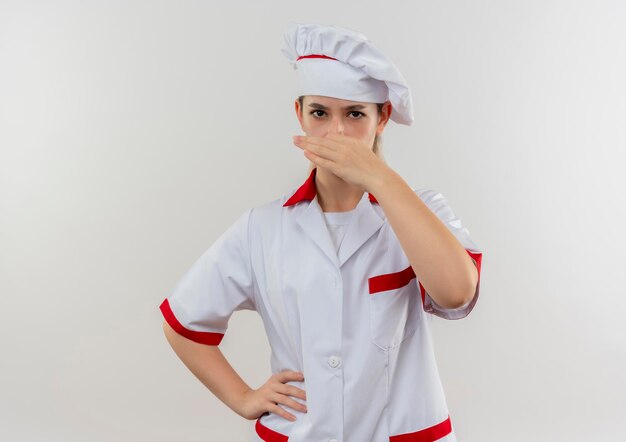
[281,22,414,126]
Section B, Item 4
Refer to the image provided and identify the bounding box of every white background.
[1,1,625,441]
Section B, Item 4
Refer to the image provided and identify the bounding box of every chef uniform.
[159,22,483,442]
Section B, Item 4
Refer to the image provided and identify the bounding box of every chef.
[160,22,483,442]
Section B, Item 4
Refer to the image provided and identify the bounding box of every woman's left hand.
[292,133,390,192]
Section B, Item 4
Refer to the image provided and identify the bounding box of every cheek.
[303,118,329,136]
[302,116,319,127]
[354,122,377,138]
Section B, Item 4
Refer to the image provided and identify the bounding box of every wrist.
[368,165,399,195]
[232,385,253,417]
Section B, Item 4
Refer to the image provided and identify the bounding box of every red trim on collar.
[283,167,378,207]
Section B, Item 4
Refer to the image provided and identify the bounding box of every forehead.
[303,95,375,108]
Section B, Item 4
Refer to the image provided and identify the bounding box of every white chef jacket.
[159,167,483,442]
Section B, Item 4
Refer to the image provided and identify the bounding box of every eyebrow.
[307,102,367,111]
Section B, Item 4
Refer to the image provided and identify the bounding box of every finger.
[302,135,342,148]
[296,139,339,161]
[277,383,307,401]
[275,370,304,382]
[271,392,308,414]
[309,134,356,149]
[275,370,305,383]
[304,150,334,169]
[268,402,297,422]
[301,138,344,155]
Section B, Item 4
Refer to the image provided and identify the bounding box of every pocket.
[368,265,421,350]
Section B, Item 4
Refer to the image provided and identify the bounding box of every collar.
[283,167,379,207]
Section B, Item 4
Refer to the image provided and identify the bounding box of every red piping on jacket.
[255,417,289,442]
[283,167,378,207]
[159,298,224,346]
[254,414,453,441]
[368,250,482,304]
[389,415,453,441]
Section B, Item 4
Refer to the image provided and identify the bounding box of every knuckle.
[267,392,278,402]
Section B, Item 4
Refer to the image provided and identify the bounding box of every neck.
[314,166,364,212]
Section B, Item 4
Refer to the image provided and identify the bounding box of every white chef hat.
[281,22,414,126]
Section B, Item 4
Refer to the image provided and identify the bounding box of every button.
[328,355,341,368]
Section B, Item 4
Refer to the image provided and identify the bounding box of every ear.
[376,101,392,135]
[295,98,304,128]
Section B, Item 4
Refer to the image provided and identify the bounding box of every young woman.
[160,23,483,442]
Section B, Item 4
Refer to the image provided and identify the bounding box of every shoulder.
[249,183,304,217]
[248,191,291,220]
[243,187,298,235]
[411,187,445,203]
[410,187,462,225]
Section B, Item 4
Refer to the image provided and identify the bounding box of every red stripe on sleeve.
[159,298,224,346]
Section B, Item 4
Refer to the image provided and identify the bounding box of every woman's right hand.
[236,369,308,422]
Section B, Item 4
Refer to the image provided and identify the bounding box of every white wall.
[1,1,624,441]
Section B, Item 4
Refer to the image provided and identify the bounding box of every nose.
[326,115,344,135]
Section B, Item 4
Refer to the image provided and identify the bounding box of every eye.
[309,110,366,119]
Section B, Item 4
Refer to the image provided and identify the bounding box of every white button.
[328,355,341,368]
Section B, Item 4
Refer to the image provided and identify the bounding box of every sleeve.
[158,207,257,345]
[415,189,483,320]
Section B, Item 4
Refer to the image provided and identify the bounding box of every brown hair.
[297,96,386,160]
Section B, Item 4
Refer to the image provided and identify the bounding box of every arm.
[369,168,479,309]
[162,320,251,416]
